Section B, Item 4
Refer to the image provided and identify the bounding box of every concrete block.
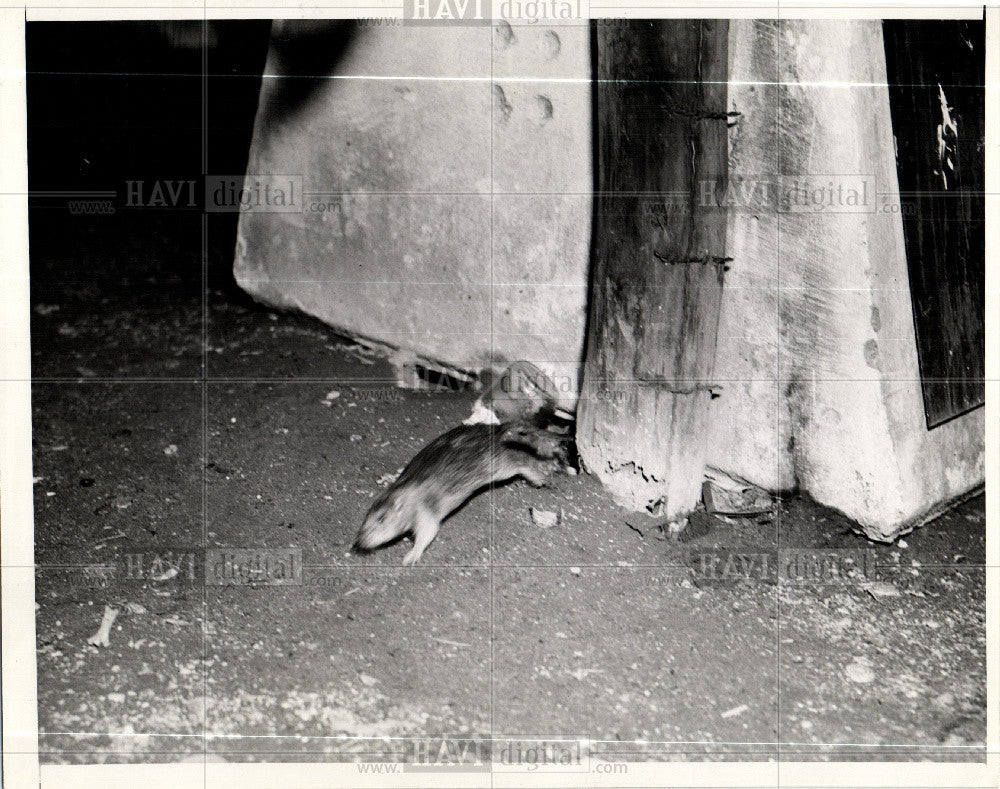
[234,21,591,408]
[720,19,984,539]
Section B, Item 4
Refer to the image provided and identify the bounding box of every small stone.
[107,692,125,703]
[569,566,582,576]
[863,581,901,599]
[163,444,178,456]
[359,673,378,687]
[531,508,559,529]
[845,658,875,684]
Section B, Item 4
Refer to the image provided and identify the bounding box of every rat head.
[354,492,410,551]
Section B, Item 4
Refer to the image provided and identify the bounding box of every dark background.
[27,21,272,296]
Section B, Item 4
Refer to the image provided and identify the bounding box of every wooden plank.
[577,20,730,519]
[882,20,985,428]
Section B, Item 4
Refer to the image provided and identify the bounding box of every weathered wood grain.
[577,20,730,518]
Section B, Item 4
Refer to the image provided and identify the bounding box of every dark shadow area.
[27,20,272,299]
[263,21,357,125]
[882,18,986,428]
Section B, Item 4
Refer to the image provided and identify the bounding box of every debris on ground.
[702,470,774,517]
[531,508,559,529]
[87,605,120,647]
[844,657,876,684]
[862,580,902,599]
[431,637,471,648]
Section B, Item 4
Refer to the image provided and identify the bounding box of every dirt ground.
[30,210,986,765]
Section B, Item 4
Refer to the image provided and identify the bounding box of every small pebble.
[531,508,559,529]
[863,581,901,599]
[845,658,875,684]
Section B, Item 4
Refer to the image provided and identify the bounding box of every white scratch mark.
[935,83,959,190]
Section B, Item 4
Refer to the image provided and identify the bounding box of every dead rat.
[354,422,569,565]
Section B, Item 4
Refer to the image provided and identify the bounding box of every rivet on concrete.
[863,339,880,370]
[532,95,554,124]
[493,84,513,121]
[541,30,561,60]
[495,20,516,48]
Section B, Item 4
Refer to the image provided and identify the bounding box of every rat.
[354,422,569,565]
